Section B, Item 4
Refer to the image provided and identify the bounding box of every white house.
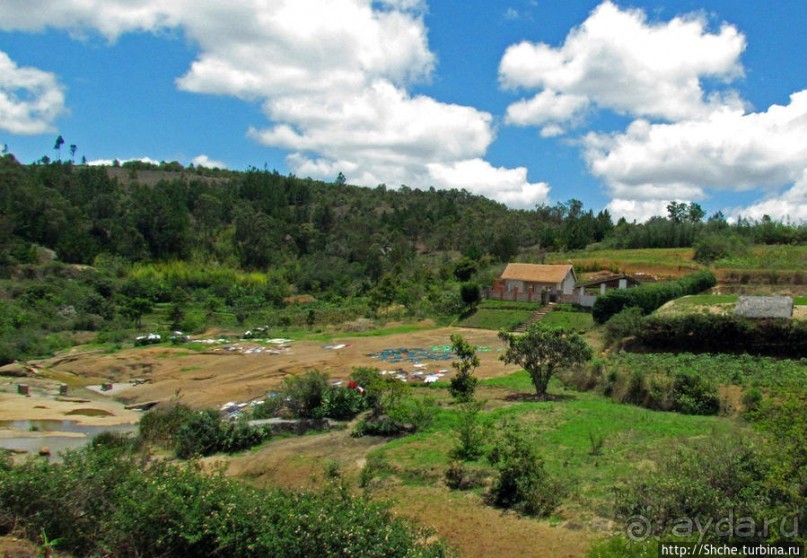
[493,263,577,302]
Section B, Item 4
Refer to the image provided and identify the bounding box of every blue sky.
[0,1,806,222]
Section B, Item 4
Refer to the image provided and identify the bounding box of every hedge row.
[635,313,807,357]
[592,271,716,323]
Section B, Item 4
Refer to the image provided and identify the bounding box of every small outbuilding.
[734,296,793,319]
[575,274,641,308]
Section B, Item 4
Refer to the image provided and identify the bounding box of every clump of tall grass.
[130,261,269,289]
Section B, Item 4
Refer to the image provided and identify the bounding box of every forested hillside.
[1,153,805,364]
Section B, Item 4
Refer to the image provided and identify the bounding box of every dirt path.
[385,485,596,558]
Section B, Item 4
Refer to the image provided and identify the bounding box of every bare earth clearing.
[7,326,594,557]
[5,326,514,413]
[0,324,597,557]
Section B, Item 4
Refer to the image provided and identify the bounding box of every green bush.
[448,334,479,403]
[141,406,269,458]
[592,271,716,324]
[91,431,139,453]
[250,395,284,419]
[138,404,194,447]
[459,282,480,306]
[0,450,12,472]
[752,393,807,520]
[448,372,478,404]
[355,415,409,437]
[587,537,657,558]
[321,386,367,420]
[635,314,807,357]
[175,409,226,458]
[603,306,644,347]
[486,421,561,517]
[613,435,796,542]
[0,445,450,557]
[693,232,749,263]
[218,419,269,454]
[282,370,330,419]
[671,371,721,415]
[561,363,721,416]
[393,396,438,431]
[450,401,486,461]
[741,387,764,419]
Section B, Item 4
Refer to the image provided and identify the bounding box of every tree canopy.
[498,325,592,399]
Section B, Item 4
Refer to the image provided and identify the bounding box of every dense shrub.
[0,445,449,557]
[592,271,716,324]
[602,306,645,347]
[175,409,231,458]
[140,405,269,458]
[450,401,486,461]
[350,367,440,437]
[486,421,561,517]
[250,395,284,419]
[448,334,479,403]
[613,436,800,542]
[559,360,722,416]
[321,385,367,420]
[693,232,749,263]
[671,371,721,415]
[218,419,269,454]
[138,403,195,447]
[741,387,764,419]
[459,282,480,306]
[635,314,807,357]
[752,393,807,521]
[586,536,657,558]
[90,431,139,453]
[282,370,330,418]
[354,395,438,437]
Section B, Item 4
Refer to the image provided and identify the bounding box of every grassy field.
[457,300,537,331]
[717,244,807,270]
[457,309,533,331]
[368,377,743,516]
[547,245,807,282]
[547,247,700,278]
[540,310,594,332]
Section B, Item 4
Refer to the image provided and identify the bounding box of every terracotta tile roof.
[500,264,574,284]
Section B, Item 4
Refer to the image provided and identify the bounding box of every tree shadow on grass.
[503,392,577,403]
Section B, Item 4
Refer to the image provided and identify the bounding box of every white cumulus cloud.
[586,91,807,221]
[0,0,550,206]
[192,154,226,169]
[0,50,65,134]
[500,0,746,134]
[499,1,807,222]
[729,169,807,223]
[427,159,550,208]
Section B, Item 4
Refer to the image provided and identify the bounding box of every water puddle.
[65,408,115,417]
[0,420,138,458]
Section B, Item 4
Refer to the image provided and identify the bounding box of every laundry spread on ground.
[369,347,456,364]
